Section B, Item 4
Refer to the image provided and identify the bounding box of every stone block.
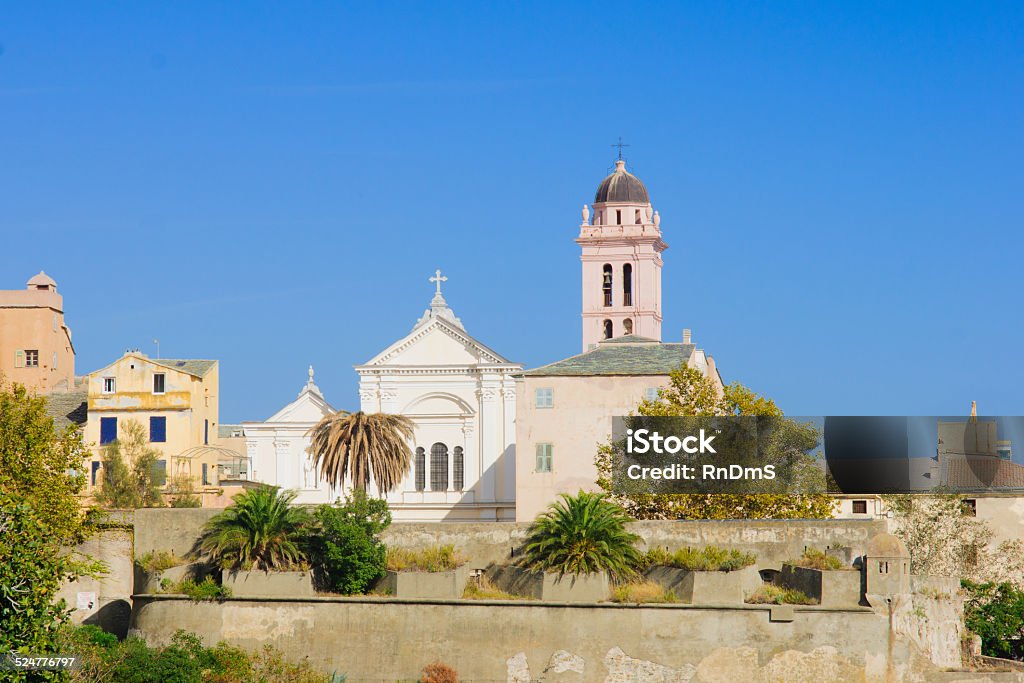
[378,566,468,599]
[488,564,609,602]
[644,566,745,605]
[777,565,862,607]
[223,570,315,598]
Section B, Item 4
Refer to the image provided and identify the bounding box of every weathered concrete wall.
[777,565,863,607]
[58,526,134,638]
[643,566,754,605]
[133,507,220,557]
[489,565,610,602]
[131,596,942,682]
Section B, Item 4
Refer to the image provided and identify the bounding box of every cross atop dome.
[430,269,448,299]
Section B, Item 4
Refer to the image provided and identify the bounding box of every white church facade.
[355,273,521,521]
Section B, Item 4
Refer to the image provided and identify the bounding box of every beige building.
[0,271,75,393]
[84,352,235,503]
[516,333,721,521]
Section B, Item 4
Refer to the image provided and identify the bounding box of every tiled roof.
[944,456,1024,490]
[522,339,694,377]
[151,359,216,377]
[44,390,88,430]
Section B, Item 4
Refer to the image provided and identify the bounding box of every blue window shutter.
[100,417,117,445]
[150,416,166,443]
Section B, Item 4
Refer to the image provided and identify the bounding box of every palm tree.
[196,485,310,571]
[307,411,414,495]
[520,490,641,581]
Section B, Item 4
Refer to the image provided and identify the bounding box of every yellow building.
[0,271,75,393]
[84,351,233,503]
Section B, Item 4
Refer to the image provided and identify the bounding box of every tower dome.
[594,160,649,204]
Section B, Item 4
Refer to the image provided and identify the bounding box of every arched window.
[453,447,464,491]
[603,319,613,339]
[622,263,632,306]
[623,318,633,335]
[414,447,425,491]
[602,264,613,307]
[430,442,448,491]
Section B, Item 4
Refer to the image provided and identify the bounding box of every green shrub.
[167,576,231,602]
[746,584,816,605]
[58,626,331,682]
[790,548,843,571]
[387,544,464,572]
[462,576,525,601]
[139,550,185,572]
[962,580,1024,660]
[641,545,756,572]
[611,581,679,604]
[307,490,392,595]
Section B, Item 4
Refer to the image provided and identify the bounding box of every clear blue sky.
[2,2,1021,422]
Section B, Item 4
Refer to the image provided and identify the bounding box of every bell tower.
[577,159,667,351]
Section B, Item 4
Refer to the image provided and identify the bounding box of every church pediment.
[360,317,511,368]
[265,387,335,423]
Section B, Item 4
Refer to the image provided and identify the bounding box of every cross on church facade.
[612,137,630,160]
[430,269,448,296]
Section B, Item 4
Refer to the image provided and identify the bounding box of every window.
[622,263,632,306]
[623,318,633,335]
[153,460,167,486]
[535,443,553,473]
[153,373,165,394]
[24,350,39,367]
[602,264,613,306]
[14,350,25,368]
[962,499,977,517]
[430,442,448,491]
[852,500,868,514]
[535,388,553,409]
[603,319,613,339]
[102,377,116,394]
[149,416,167,443]
[100,417,117,445]
[634,209,642,224]
[91,461,101,486]
[414,447,426,491]
[202,463,210,487]
[204,419,209,445]
[453,446,464,491]
[644,387,660,402]
[615,209,622,224]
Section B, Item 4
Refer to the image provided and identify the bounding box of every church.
[242,157,722,520]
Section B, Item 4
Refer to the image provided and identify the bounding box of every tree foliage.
[94,419,165,509]
[307,411,413,495]
[195,486,310,571]
[883,494,1024,584]
[962,580,1024,660]
[520,491,641,581]
[595,364,835,520]
[307,490,391,595]
[0,492,80,673]
[0,381,89,543]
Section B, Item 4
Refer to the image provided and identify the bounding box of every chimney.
[682,328,692,345]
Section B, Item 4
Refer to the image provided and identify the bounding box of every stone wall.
[57,526,134,638]
[132,509,886,571]
[131,596,943,682]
